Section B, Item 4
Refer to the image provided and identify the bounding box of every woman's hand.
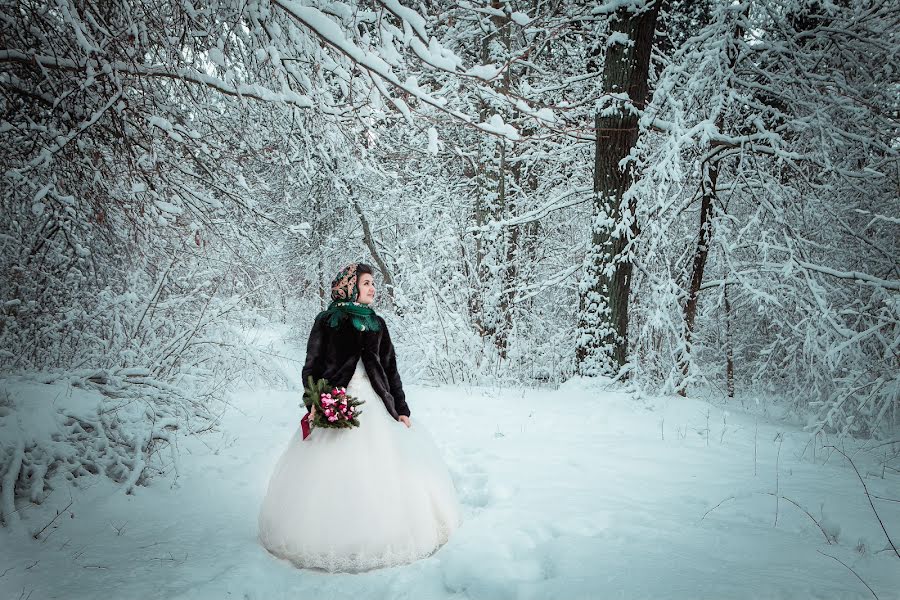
[399,415,411,428]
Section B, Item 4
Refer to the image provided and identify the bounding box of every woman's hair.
[356,263,374,279]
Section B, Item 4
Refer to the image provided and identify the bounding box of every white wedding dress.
[258,359,461,572]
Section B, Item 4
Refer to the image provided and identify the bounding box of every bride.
[258,262,461,572]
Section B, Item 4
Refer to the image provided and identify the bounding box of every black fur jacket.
[301,313,410,420]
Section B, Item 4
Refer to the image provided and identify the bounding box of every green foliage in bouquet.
[303,376,365,429]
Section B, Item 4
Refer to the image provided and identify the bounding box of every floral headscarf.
[318,263,381,331]
[331,263,360,303]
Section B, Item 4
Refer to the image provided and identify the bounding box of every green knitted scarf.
[319,300,382,332]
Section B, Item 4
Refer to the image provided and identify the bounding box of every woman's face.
[357,273,376,304]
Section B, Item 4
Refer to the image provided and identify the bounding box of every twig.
[150,551,188,564]
[762,493,833,544]
[872,495,900,503]
[706,409,710,447]
[110,521,128,536]
[31,498,74,540]
[865,439,900,450]
[700,491,836,545]
[816,550,879,599]
[698,496,735,523]
[754,420,758,476]
[775,433,783,527]
[825,445,900,559]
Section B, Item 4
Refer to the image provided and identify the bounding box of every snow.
[607,31,633,48]
[511,12,532,26]
[288,222,311,237]
[379,31,403,66]
[534,107,556,123]
[478,114,520,141]
[154,200,183,215]
[513,100,557,124]
[380,0,429,42]
[148,116,185,143]
[466,63,501,81]
[410,37,464,73]
[427,127,440,154]
[32,182,51,204]
[208,47,226,68]
[1,325,897,599]
[5,382,101,448]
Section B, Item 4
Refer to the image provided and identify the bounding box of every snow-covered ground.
[2,328,898,600]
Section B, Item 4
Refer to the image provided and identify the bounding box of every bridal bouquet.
[302,376,365,431]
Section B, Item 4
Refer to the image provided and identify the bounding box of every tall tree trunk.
[471,3,515,358]
[677,12,743,395]
[724,282,734,399]
[495,3,519,359]
[576,2,659,376]
[677,155,718,395]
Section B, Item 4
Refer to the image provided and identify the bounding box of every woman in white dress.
[258,263,461,572]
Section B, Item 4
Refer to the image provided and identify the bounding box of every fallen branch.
[761,493,834,544]
[872,495,900,504]
[825,445,900,559]
[698,496,736,523]
[699,492,836,544]
[31,498,74,541]
[816,550,879,599]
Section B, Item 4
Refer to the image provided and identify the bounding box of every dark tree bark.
[470,2,516,358]
[677,10,743,396]
[576,1,660,375]
[677,154,718,396]
[724,282,734,399]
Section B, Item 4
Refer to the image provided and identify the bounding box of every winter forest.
[1,0,899,598]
